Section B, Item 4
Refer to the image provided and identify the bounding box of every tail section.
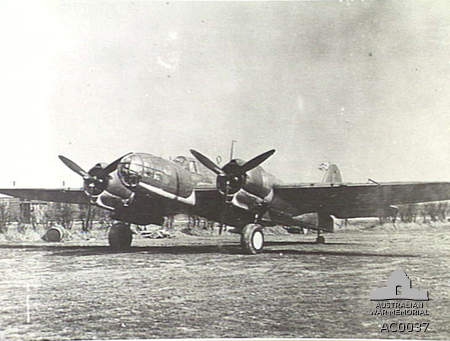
[320,164,341,233]
[285,163,343,235]
[322,164,342,184]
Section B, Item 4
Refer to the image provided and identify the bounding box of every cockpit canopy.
[173,156,200,174]
[118,154,143,187]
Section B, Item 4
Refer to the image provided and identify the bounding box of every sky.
[0,0,448,188]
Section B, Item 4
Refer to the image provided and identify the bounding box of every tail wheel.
[240,224,264,254]
[108,222,132,250]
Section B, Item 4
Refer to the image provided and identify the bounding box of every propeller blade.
[58,155,90,179]
[240,149,276,174]
[103,153,132,175]
[190,149,224,175]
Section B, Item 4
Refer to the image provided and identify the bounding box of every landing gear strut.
[316,213,333,243]
[108,222,133,249]
[316,228,325,244]
[241,223,264,254]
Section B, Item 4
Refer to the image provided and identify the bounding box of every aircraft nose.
[117,153,144,187]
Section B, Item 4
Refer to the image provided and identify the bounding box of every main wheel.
[108,222,132,250]
[316,235,325,244]
[240,224,264,254]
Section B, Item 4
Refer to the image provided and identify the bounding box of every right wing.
[274,181,450,218]
[0,188,88,205]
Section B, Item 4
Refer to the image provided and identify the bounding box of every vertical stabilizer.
[323,164,342,184]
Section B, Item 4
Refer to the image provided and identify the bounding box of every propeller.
[58,155,90,179]
[190,149,224,176]
[58,153,131,196]
[190,149,275,198]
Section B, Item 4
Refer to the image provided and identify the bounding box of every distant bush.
[398,201,448,224]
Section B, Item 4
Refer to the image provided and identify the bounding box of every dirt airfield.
[0,221,449,340]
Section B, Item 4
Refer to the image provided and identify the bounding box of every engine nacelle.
[242,166,277,200]
[216,159,277,201]
[225,166,278,212]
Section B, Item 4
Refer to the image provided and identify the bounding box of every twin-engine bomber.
[0,149,449,254]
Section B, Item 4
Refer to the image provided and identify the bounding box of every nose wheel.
[241,224,265,254]
[108,222,133,249]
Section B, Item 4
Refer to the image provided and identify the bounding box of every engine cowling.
[190,149,277,210]
[58,154,135,210]
[216,160,275,201]
[241,165,276,200]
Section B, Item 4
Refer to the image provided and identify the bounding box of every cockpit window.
[118,154,144,187]
[173,156,187,166]
[189,160,198,174]
[140,155,170,185]
[144,168,154,178]
[153,172,163,182]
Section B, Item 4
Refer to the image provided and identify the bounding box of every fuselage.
[88,152,301,228]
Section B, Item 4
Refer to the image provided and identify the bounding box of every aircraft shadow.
[265,241,358,246]
[0,243,242,256]
[262,248,419,258]
[0,243,419,258]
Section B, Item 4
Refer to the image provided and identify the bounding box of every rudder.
[322,164,342,184]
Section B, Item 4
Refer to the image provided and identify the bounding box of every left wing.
[0,188,88,205]
[274,182,450,218]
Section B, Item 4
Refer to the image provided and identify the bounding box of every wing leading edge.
[0,188,88,205]
[1,182,448,221]
[274,182,450,218]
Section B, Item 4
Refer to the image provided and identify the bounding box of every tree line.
[0,202,111,233]
[396,201,448,223]
[0,199,448,235]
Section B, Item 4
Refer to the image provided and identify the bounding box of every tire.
[42,226,65,242]
[240,224,264,255]
[108,223,132,250]
[316,235,325,244]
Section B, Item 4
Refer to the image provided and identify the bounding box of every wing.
[0,188,88,205]
[274,182,450,218]
[192,186,253,224]
[192,187,224,221]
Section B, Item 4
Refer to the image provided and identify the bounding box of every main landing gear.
[240,223,265,254]
[108,222,133,250]
[316,213,333,244]
[316,228,325,244]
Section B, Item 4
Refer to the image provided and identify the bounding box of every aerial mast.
[229,140,237,161]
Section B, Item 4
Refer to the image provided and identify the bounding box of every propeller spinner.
[190,149,275,199]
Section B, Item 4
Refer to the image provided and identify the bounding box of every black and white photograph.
[0,1,449,340]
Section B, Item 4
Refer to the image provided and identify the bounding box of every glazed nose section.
[118,153,144,188]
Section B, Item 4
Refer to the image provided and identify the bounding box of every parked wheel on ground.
[316,235,325,244]
[108,222,132,250]
[42,226,65,242]
[240,224,264,254]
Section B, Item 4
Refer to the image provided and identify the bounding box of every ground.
[0,222,449,340]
